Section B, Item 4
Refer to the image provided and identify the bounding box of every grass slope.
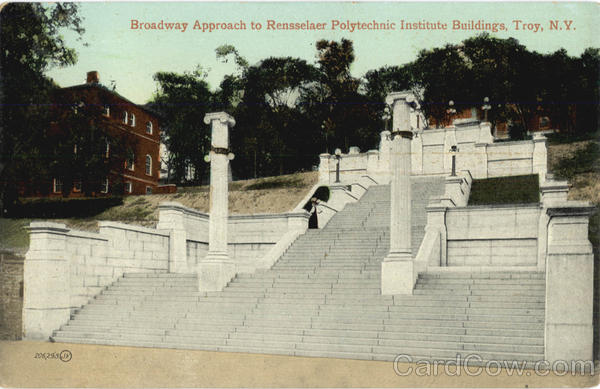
[0,172,318,251]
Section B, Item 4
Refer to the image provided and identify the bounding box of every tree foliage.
[150,68,214,184]
[0,3,85,211]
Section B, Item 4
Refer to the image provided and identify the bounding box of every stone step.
[420,272,545,279]
[414,283,546,291]
[417,278,546,285]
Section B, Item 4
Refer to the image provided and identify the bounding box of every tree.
[363,64,416,132]
[301,39,378,153]
[411,44,471,128]
[0,3,85,211]
[150,67,214,184]
[229,57,319,178]
[575,48,600,134]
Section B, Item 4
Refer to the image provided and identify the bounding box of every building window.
[126,150,135,171]
[128,113,136,127]
[73,179,82,193]
[122,111,128,124]
[145,155,152,175]
[146,186,153,195]
[101,178,109,193]
[53,178,63,193]
[103,105,110,117]
[539,116,550,128]
[105,140,110,158]
[125,182,132,193]
[146,121,153,134]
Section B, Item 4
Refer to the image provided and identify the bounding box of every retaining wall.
[319,122,547,184]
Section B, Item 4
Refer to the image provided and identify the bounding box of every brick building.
[429,106,555,137]
[49,71,172,196]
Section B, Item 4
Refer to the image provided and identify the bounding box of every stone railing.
[22,221,170,340]
[444,204,541,268]
[292,175,379,229]
[157,202,310,274]
[412,173,595,364]
[318,122,547,184]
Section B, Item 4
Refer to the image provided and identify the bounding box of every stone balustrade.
[23,221,170,340]
[318,122,547,185]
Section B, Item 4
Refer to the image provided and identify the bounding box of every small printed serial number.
[34,350,72,362]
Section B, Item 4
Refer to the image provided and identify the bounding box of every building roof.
[60,82,162,119]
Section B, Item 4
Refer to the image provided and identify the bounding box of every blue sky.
[46,2,600,105]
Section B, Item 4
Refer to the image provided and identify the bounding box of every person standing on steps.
[308,197,321,229]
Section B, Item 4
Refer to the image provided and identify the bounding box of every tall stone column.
[382,92,416,295]
[198,112,236,292]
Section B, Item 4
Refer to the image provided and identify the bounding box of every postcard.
[0,1,598,388]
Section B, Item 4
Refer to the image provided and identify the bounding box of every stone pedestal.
[157,202,188,273]
[382,92,416,295]
[533,132,548,184]
[544,203,594,364]
[318,153,331,183]
[377,130,391,182]
[199,112,236,292]
[22,222,71,340]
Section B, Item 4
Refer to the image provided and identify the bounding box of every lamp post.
[482,97,491,122]
[321,122,328,154]
[446,100,456,126]
[382,106,391,132]
[334,148,342,183]
[450,145,459,176]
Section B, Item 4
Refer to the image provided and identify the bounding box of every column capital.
[385,91,416,106]
[203,112,236,127]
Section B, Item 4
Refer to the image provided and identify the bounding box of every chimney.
[86,71,99,84]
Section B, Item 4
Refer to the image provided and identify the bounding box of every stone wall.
[157,202,310,274]
[22,221,170,339]
[445,205,540,267]
[0,250,24,340]
[318,121,547,184]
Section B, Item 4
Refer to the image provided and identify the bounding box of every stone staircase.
[52,176,546,364]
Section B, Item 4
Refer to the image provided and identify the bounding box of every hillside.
[0,172,318,253]
[1,138,598,254]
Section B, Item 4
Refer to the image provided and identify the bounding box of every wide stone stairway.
[52,176,546,363]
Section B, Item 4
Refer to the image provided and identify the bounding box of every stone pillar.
[199,112,236,292]
[411,129,423,175]
[318,153,331,183]
[473,143,488,179]
[532,132,548,184]
[382,92,416,295]
[157,202,188,273]
[477,122,494,144]
[22,222,71,340]
[378,130,391,183]
[544,203,594,364]
[366,150,379,178]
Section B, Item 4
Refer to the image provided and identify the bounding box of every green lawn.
[0,218,31,253]
[468,174,540,206]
